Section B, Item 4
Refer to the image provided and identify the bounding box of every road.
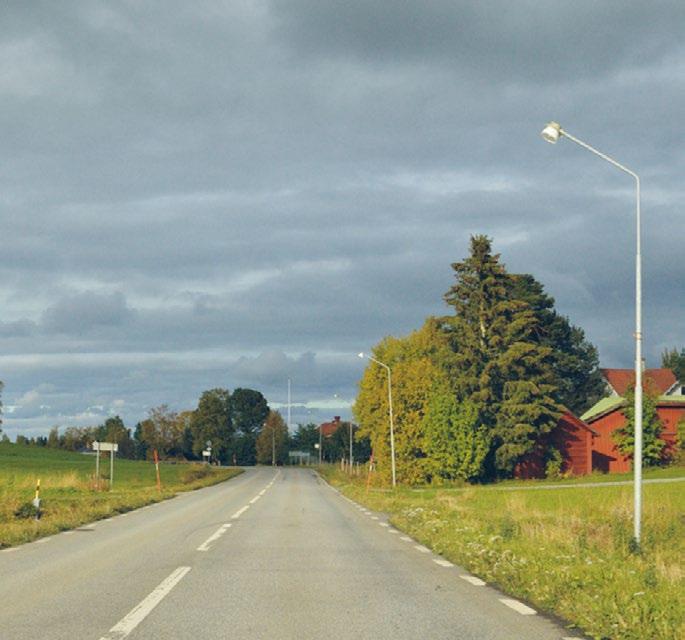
[0,468,583,639]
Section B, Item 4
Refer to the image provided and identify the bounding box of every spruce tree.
[509,274,604,414]
[443,235,562,476]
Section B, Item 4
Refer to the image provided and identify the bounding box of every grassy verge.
[0,442,243,548]
[320,465,685,640]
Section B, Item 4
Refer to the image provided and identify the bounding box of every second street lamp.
[541,120,644,545]
[358,352,396,487]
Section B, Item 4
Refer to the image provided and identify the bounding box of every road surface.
[0,468,584,639]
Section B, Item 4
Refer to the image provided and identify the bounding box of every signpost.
[92,441,119,489]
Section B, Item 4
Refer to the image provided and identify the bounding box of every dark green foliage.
[101,416,136,459]
[189,389,233,463]
[613,386,666,467]
[443,235,562,476]
[324,422,371,463]
[661,347,685,382]
[230,388,269,434]
[509,274,604,414]
[290,423,320,456]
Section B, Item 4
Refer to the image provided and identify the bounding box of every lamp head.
[357,352,365,359]
[541,121,562,144]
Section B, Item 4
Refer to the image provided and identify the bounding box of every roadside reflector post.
[94,441,101,490]
[153,449,161,492]
[32,479,41,520]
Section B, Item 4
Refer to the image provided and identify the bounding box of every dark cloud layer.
[0,2,682,436]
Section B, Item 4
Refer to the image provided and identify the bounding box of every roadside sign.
[92,441,118,488]
[92,441,118,452]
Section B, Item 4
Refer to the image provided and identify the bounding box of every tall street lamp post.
[541,121,643,545]
[358,352,396,487]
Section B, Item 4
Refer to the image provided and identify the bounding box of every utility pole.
[349,419,353,470]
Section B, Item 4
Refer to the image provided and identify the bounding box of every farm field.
[320,466,685,640]
[0,442,242,548]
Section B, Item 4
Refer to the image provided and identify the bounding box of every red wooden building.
[515,368,684,477]
[515,411,597,479]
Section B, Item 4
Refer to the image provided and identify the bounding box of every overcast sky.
[1,1,683,438]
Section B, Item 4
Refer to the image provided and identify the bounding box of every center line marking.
[249,496,261,504]
[231,505,250,519]
[99,566,190,640]
[197,524,232,551]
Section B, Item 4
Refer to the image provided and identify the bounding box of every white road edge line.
[400,536,412,542]
[196,524,232,552]
[499,598,537,615]
[99,566,191,640]
[433,559,453,567]
[460,575,486,586]
[379,522,389,527]
[414,545,431,553]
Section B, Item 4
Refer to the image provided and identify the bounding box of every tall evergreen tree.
[443,235,562,476]
[509,274,604,414]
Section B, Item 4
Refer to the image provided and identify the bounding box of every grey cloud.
[40,291,135,335]
[0,2,682,436]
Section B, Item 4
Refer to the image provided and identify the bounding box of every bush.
[14,501,39,520]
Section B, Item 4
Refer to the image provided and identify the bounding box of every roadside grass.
[0,442,242,548]
[320,465,685,640]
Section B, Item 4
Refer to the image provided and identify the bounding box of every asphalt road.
[0,468,583,639]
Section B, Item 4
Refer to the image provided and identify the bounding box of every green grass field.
[0,442,242,548]
[320,466,685,640]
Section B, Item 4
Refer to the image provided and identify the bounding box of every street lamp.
[541,120,643,545]
[358,352,396,487]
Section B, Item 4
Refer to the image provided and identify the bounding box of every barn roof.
[581,394,685,423]
[601,368,677,396]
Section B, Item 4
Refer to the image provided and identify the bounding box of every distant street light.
[541,120,643,545]
[358,352,396,487]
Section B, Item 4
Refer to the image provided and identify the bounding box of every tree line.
[0,383,372,466]
[354,235,607,484]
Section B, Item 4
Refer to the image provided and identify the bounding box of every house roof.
[559,410,598,436]
[319,416,343,437]
[581,396,625,423]
[601,368,677,396]
[581,394,685,423]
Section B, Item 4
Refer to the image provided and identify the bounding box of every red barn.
[514,411,597,479]
[582,395,685,472]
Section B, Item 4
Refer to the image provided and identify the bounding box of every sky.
[1,1,683,438]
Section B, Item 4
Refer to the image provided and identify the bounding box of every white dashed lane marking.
[98,566,191,640]
[196,524,232,552]
[231,505,250,519]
